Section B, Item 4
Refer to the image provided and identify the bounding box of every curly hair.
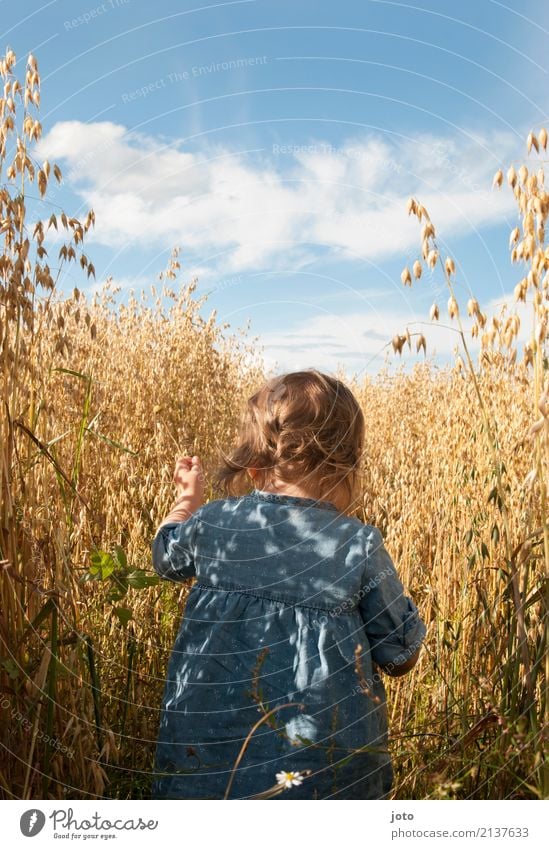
[213,369,365,513]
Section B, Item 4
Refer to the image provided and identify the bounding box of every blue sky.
[3,0,548,377]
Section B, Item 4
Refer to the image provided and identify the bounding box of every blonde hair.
[213,369,365,512]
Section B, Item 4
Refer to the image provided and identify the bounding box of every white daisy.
[275,770,304,789]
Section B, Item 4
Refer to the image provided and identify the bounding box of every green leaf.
[107,578,129,603]
[88,551,116,580]
[113,545,127,570]
[1,657,20,679]
[50,367,90,381]
[127,569,160,589]
[26,598,56,633]
[113,607,133,628]
[85,427,139,456]
[99,559,115,580]
[80,572,96,583]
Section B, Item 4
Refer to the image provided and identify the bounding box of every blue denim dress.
[150,488,427,800]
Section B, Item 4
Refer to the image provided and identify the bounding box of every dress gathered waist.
[192,580,359,615]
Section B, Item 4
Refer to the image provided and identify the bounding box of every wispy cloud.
[37,120,519,277]
[256,291,534,377]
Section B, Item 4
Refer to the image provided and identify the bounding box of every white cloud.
[252,291,535,379]
[255,307,453,377]
[37,121,519,277]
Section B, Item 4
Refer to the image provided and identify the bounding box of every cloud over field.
[37,120,518,276]
[255,292,535,377]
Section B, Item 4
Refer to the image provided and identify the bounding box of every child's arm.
[152,455,205,581]
[157,455,204,529]
[358,525,427,677]
[381,645,421,677]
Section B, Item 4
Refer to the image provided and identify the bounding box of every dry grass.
[352,360,546,799]
[0,48,547,800]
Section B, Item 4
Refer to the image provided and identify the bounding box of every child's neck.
[254,478,346,513]
[258,482,317,499]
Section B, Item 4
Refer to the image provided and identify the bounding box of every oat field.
[1,48,547,800]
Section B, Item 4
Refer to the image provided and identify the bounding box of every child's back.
[151,486,427,800]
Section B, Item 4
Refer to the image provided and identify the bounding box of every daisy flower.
[275,770,304,789]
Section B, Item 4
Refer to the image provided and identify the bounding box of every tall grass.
[352,359,546,799]
[390,148,548,798]
[0,48,546,800]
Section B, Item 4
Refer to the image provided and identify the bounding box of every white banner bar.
[2,799,546,848]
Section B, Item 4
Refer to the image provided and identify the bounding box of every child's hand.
[173,455,205,508]
[157,455,205,530]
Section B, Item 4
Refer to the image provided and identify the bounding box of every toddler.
[151,369,427,799]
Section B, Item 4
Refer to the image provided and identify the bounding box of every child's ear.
[247,468,257,480]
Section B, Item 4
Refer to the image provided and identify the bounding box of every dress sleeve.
[151,507,203,582]
[358,525,427,669]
